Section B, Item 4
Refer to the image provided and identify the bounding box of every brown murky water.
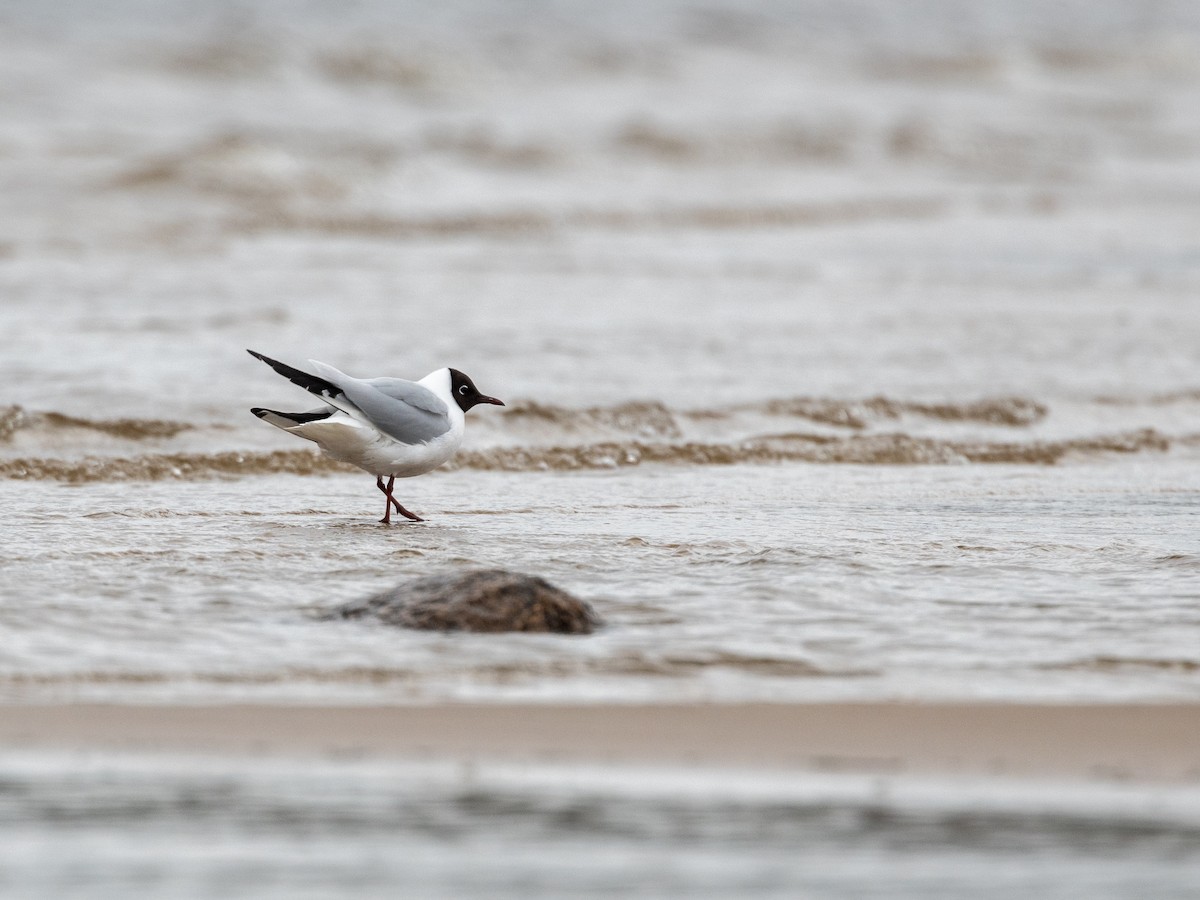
[2,0,1200,894]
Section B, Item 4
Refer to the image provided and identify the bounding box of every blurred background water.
[3,752,1200,900]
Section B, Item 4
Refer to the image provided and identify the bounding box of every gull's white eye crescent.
[459,385,469,395]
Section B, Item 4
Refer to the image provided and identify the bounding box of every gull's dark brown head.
[449,368,504,413]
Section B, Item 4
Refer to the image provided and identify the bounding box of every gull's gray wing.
[308,360,450,445]
[247,350,451,445]
[365,378,448,416]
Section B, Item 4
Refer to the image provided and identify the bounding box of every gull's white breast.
[285,412,465,477]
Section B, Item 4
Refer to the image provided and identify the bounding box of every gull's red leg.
[376,476,393,524]
[383,475,424,522]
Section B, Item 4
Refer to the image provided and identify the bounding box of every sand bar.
[2,703,1199,781]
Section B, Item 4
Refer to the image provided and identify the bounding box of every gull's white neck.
[418,368,465,426]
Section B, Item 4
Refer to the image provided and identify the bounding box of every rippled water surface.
[4,753,1200,900]
[4,462,1200,703]
[3,0,1200,701]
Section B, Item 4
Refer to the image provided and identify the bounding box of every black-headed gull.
[247,350,503,523]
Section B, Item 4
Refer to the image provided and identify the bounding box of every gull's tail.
[250,407,334,429]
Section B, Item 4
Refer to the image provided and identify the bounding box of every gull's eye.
[459,385,469,395]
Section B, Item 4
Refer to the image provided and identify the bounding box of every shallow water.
[3,461,1200,704]
[3,753,1200,900]
[3,0,1200,704]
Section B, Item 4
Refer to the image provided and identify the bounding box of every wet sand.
[3,702,1199,782]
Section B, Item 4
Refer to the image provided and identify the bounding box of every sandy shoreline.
[1,702,1198,782]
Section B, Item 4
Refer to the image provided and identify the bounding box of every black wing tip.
[250,407,268,418]
[248,348,288,368]
[246,350,344,400]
